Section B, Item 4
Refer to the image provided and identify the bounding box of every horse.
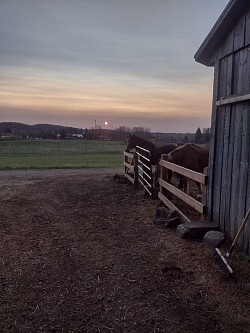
[126,135,177,197]
[163,143,209,195]
[126,134,176,165]
[126,135,157,165]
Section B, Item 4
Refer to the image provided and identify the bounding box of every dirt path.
[0,169,250,333]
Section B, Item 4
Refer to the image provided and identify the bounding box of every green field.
[0,139,126,170]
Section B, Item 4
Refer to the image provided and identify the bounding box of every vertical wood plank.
[207,61,220,220]
[226,54,233,96]
[212,107,225,227]
[219,54,234,235]
[236,48,248,95]
[246,46,250,93]
[236,104,248,249]
[212,57,228,226]
[218,28,234,60]
[219,57,227,98]
[219,106,231,232]
[229,105,243,241]
[223,106,236,238]
[244,45,250,254]
[233,15,246,51]
[242,103,250,254]
[245,165,250,255]
[245,8,250,46]
[233,51,240,95]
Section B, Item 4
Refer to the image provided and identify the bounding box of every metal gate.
[136,146,154,197]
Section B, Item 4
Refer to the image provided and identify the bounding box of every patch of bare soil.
[0,168,250,333]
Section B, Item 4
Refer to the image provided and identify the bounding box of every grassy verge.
[0,140,126,170]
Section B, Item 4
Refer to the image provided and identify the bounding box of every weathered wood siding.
[208,9,250,254]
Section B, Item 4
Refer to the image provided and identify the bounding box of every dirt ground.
[0,168,250,333]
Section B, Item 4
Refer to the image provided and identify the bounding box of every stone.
[154,207,180,227]
[155,207,170,219]
[167,210,179,219]
[177,221,219,239]
[165,216,181,228]
[203,230,225,247]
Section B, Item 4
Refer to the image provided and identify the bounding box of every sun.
[104,121,108,126]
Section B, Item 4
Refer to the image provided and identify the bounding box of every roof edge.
[194,0,249,66]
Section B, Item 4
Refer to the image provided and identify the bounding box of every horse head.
[156,144,177,162]
[126,134,136,152]
[165,144,185,163]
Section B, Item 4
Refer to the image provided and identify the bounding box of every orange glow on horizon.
[0,66,213,131]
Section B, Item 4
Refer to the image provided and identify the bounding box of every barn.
[195,0,250,255]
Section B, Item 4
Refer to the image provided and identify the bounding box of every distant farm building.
[195,0,250,254]
[65,133,84,139]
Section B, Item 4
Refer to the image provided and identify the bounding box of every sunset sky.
[0,0,229,133]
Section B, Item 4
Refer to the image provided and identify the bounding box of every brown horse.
[126,135,177,196]
[164,143,209,194]
[126,135,156,164]
[126,134,176,165]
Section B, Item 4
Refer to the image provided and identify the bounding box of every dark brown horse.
[164,143,209,194]
[126,134,176,165]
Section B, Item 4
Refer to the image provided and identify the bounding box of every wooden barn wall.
[211,102,250,254]
[208,11,250,254]
[217,7,250,62]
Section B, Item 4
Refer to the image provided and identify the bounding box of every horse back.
[169,143,209,172]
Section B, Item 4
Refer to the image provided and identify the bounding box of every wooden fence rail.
[136,146,154,197]
[123,151,138,185]
[158,157,208,223]
[124,150,208,220]
[123,147,155,197]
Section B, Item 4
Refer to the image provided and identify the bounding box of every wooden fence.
[123,151,138,185]
[124,150,208,221]
[136,146,154,197]
[158,155,208,222]
[123,147,155,197]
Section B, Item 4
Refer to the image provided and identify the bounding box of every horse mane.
[129,135,155,150]
[174,143,201,152]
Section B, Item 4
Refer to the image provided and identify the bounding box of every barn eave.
[194,0,250,67]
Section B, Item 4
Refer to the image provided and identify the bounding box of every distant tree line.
[194,127,210,144]
[0,122,210,144]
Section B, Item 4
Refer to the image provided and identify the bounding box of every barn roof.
[194,0,250,66]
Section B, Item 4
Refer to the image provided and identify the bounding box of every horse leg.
[196,182,202,201]
[182,177,188,193]
[178,175,183,189]
[167,170,173,183]
[154,164,160,187]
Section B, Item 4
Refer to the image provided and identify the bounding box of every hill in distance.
[0,121,197,143]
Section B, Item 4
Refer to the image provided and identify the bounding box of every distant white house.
[72,133,84,139]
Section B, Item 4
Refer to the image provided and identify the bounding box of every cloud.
[0,0,228,132]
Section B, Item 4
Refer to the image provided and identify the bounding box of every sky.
[0,0,229,133]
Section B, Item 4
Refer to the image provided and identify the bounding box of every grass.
[0,139,126,170]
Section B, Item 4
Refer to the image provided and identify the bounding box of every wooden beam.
[136,151,151,163]
[159,179,205,214]
[124,173,135,184]
[159,160,207,185]
[123,151,134,159]
[123,162,134,172]
[216,94,250,106]
[158,192,191,223]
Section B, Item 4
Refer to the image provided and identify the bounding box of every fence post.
[134,152,139,187]
[159,154,168,198]
[124,152,128,174]
[201,167,208,220]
